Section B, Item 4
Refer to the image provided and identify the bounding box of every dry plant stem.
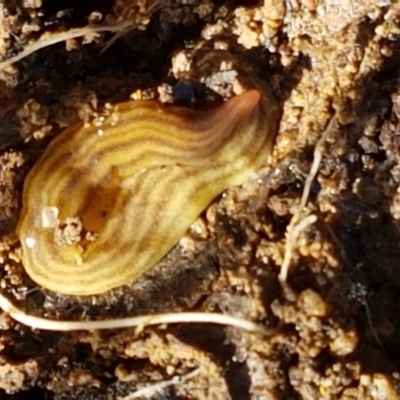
[279,115,337,281]
[119,368,201,400]
[0,292,271,334]
[0,22,133,71]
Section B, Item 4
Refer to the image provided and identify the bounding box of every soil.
[0,0,400,399]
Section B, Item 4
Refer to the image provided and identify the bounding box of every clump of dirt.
[0,0,400,399]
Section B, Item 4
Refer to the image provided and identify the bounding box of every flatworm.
[17,89,279,295]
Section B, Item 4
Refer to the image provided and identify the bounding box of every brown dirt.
[1,0,400,399]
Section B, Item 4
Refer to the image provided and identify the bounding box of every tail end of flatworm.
[227,90,261,120]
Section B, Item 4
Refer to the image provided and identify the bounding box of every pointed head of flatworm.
[16,89,279,295]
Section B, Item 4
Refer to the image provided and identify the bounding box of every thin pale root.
[119,368,201,400]
[279,115,337,281]
[0,292,272,335]
[0,22,132,71]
